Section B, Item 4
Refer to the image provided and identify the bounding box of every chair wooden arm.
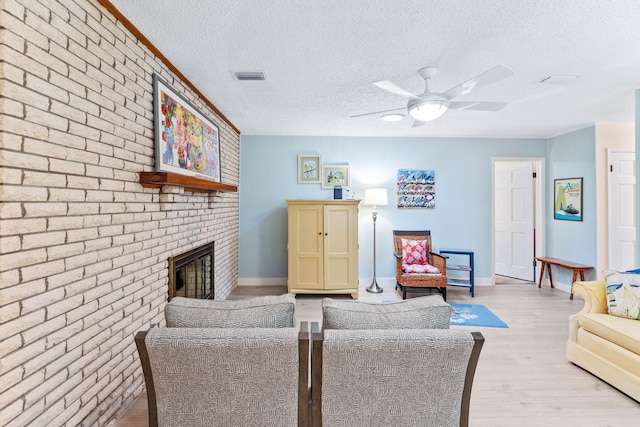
[461,332,485,427]
[298,321,310,427]
[134,330,158,427]
[310,322,322,427]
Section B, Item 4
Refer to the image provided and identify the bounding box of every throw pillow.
[603,269,640,320]
[322,295,450,330]
[402,263,440,274]
[401,238,428,265]
[165,294,296,328]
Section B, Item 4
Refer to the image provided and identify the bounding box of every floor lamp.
[364,188,388,293]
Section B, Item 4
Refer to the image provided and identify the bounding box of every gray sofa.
[135,294,484,427]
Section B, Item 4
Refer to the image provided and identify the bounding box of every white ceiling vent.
[233,71,267,81]
[539,75,581,84]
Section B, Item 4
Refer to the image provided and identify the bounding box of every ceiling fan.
[353,65,515,127]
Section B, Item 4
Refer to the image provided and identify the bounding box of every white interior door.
[495,162,535,280]
[608,150,636,271]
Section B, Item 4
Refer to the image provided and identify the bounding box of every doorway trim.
[607,148,636,271]
[491,157,546,284]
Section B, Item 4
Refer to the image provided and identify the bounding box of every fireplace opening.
[168,242,214,300]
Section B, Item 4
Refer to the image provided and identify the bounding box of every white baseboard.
[538,279,571,294]
[238,276,500,288]
[475,277,493,287]
[237,277,287,287]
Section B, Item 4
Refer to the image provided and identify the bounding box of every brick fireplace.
[0,0,240,425]
[169,242,215,300]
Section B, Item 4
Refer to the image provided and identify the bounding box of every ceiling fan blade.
[372,80,422,100]
[350,107,405,118]
[448,101,508,111]
[443,65,515,100]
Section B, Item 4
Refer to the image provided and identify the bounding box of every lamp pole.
[366,206,383,293]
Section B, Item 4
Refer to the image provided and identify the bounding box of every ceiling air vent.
[233,71,267,81]
[539,75,581,84]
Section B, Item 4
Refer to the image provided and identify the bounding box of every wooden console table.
[534,256,593,300]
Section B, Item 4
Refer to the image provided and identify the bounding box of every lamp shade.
[363,188,388,207]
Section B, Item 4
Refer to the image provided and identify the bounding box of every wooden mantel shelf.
[140,172,238,193]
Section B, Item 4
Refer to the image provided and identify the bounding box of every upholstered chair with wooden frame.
[393,230,448,300]
[136,294,310,426]
[135,323,310,427]
[310,322,485,427]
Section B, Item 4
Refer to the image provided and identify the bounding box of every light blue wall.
[546,126,597,283]
[239,135,546,283]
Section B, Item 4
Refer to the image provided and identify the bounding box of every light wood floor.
[114,278,640,427]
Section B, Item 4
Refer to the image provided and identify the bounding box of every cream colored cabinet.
[286,200,360,298]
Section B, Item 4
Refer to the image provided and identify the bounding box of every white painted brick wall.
[0,0,241,425]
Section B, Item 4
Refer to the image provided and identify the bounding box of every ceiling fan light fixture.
[408,100,449,121]
[380,113,405,122]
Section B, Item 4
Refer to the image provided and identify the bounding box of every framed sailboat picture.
[554,177,582,221]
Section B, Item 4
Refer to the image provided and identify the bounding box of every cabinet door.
[288,204,323,289]
[324,204,357,290]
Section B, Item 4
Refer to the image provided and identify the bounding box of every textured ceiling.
[108,0,640,138]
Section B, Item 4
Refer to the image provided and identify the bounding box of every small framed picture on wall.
[553,177,583,221]
[297,154,321,183]
[321,164,350,189]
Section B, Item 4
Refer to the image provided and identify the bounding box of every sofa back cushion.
[322,295,450,330]
[603,269,640,320]
[165,294,296,328]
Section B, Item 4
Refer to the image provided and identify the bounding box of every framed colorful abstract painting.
[397,169,435,208]
[554,177,582,221]
[153,74,221,182]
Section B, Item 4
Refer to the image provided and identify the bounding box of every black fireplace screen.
[168,242,214,300]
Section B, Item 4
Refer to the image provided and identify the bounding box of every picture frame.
[153,74,221,182]
[397,169,436,208]
[321,164,350,189]
[554,177,583,221]
[297,154,321,183]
